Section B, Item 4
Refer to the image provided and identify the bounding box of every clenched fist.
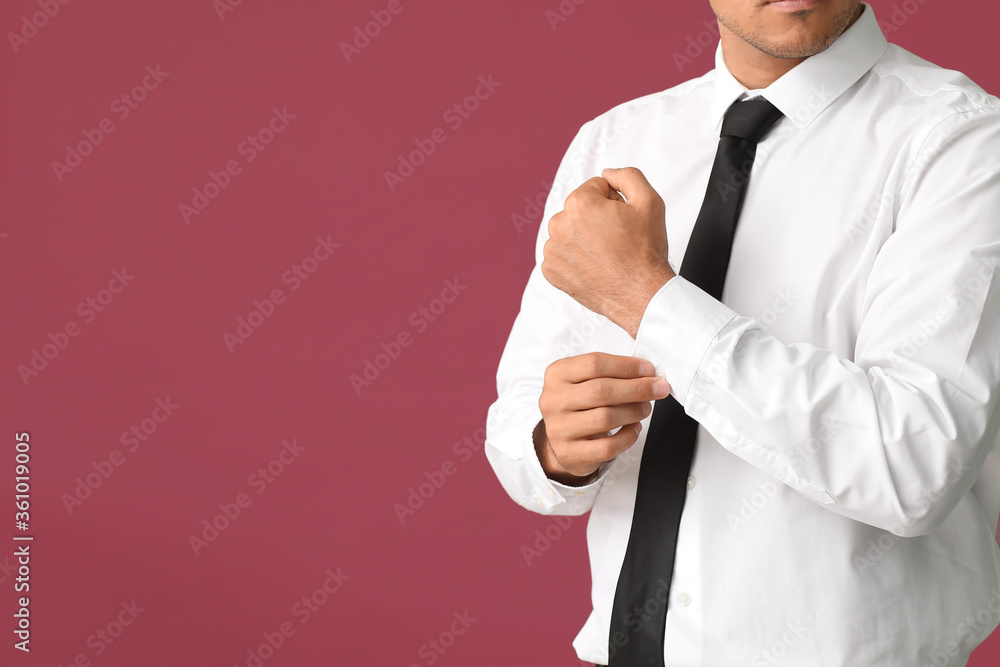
[534,352,672,486]
[541,167,677,338]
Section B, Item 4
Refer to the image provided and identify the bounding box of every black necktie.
[607,97,784,667]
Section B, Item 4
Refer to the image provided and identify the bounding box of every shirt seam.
[896,104,1000,205]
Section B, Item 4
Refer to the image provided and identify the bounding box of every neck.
[719,33,805,91]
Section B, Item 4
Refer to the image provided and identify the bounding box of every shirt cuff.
[486,400,613,514]
[629,275,739,405]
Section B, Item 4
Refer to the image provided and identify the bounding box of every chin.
[757,23,841,58]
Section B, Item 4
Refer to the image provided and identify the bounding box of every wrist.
[532,420,598,487]
[623,264,677,338]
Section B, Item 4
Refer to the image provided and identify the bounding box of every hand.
[541,167,677,338]
[534,352,672,485]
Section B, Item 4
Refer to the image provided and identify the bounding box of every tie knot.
[720,97,784,143]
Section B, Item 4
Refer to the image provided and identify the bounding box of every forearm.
[633,275,1000,537]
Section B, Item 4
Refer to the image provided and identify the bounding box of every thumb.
[602,167,653,205]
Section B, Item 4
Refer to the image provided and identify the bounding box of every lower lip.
[767,0,820,10]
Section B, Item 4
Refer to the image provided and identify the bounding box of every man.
[485,1,1000,665]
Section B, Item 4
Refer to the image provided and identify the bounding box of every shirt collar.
[709,1,888,132]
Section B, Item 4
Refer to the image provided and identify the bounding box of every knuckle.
[590,406,614,431]
[545,414,566,442]
[538,391,552,416]
[547,213,562,236]
[543,359,559,384]
[594,439,617,462]
[582,380,606,404]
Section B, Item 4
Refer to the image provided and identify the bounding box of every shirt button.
[687,476,697,490]
[677,592,692,607]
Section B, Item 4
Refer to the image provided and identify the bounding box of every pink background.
[2,0,998,665]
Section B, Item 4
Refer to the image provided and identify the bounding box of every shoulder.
[867,44,1000,122]
[576,69,717,139]
[859,45,1000,206]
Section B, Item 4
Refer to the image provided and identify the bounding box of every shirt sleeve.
[631,104,1000,537]
[485,119,619,516]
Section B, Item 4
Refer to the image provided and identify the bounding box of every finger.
[573,176,614,201]
[566,377,671,411]
[560,352,656,383]
[572,422,643,465]
[560,403,652,440]
[601,166,654,205]
[580,174,624,202]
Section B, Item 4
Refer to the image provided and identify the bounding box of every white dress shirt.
[485,4,1000,665]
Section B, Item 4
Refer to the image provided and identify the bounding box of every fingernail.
[639,361,655,377]
[642,402,652,417]
[633,423,642,435]
[653,378,670,397]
